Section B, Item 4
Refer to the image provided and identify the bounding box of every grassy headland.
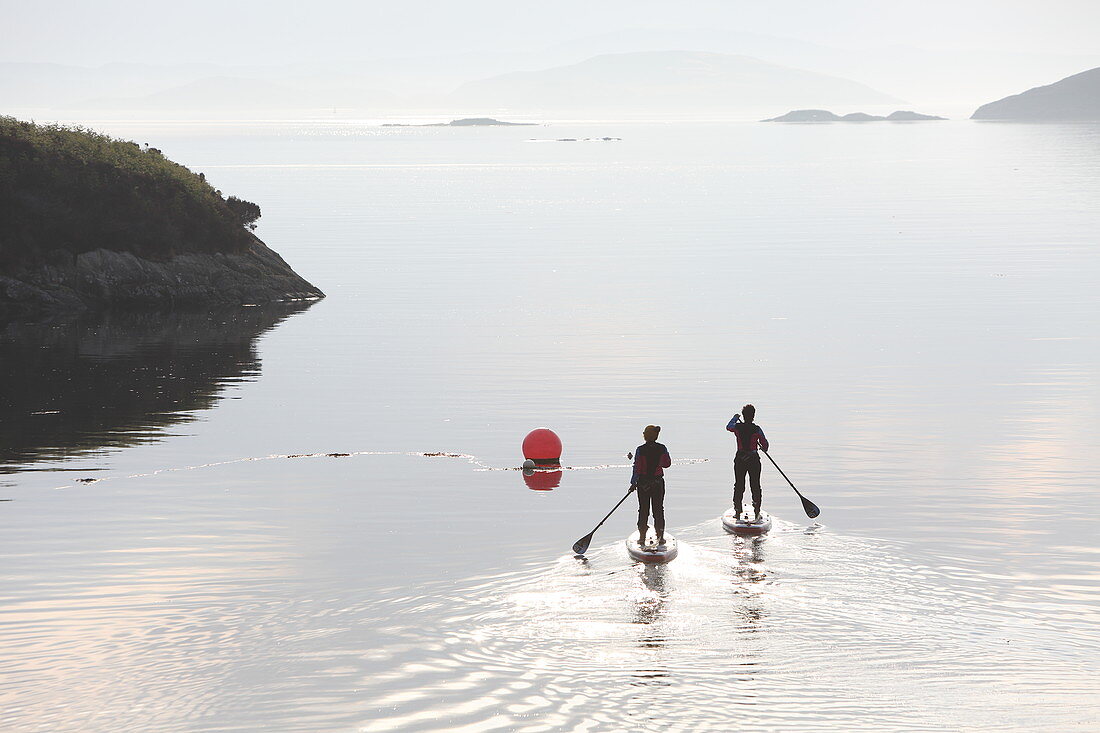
[0,116,322,313]
[0,116,260,267]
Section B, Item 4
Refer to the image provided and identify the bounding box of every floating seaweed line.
[51,451,708,490]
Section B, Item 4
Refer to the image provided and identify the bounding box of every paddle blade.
[572,533,594,556]
[800,494,820,519]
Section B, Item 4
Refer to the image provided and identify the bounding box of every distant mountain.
[8,40,1100,119]
[0,62,398,114]
[451,51,899,114]
[75,76,304,110]
[73,75,398,111]
[971,67,1100,120]
[765,109,946,122]
[539,31,1100,109]
[0,62,228,108]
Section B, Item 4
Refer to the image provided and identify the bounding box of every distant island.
[971,66,1100,121]
[0,117,323,314]
[382,118,537,127]
[527,137,621,143]
[764,109,947,122]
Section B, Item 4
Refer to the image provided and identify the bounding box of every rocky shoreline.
[0,238,323,315]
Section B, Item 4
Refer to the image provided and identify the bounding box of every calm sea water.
[1,119,1099,731]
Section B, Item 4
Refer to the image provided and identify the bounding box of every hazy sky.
[3,0,1100,66]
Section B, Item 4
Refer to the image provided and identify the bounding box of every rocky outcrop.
[764,109,946,122]
[971,67,1100,120]
[0,238,322,316]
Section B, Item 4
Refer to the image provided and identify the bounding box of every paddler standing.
[630,425,671,546]
[727,405,769,521]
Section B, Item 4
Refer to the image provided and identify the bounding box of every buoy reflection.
[523,468,562,490]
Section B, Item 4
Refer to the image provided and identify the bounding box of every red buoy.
[522,427,562,465]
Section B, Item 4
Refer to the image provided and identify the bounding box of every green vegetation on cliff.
[0,116,262,268]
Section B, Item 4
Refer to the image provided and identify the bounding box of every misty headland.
[972,66,1100,121]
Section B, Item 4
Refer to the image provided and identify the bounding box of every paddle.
[762,450,820,519]
[572,486,635,556]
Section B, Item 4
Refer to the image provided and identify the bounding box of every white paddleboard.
[625,530,679,564]
[722,508,772,535]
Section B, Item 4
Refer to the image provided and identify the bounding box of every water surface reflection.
[0,302,314,473]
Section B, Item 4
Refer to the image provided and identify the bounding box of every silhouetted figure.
[631,425,671,545]
[727,404,770,520]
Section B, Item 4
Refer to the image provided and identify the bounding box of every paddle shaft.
[762,449,820,518]
[762,450,798,492]
[590,489,634,535]
[587,449,642,532]
[572,485,635,554]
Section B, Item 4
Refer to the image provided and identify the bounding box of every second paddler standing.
[727,404,769,521]
[630,425,671,546]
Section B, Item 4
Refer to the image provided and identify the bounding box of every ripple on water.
[357,518,1100,732]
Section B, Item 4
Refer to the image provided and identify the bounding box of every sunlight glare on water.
[359,515,1100,732]
[1,120,1099,731]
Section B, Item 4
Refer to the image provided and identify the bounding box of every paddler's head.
[642,425,660,442]
[742,404,756,423]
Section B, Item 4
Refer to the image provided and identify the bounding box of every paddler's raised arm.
[726,414,741,431]
[630,451,645,487]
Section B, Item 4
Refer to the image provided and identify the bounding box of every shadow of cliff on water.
[0,301,315,473]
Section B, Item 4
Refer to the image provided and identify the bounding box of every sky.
[3,0,1100,66]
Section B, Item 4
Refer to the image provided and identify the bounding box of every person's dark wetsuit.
[726,415,769,518]
[631,440,671,542]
